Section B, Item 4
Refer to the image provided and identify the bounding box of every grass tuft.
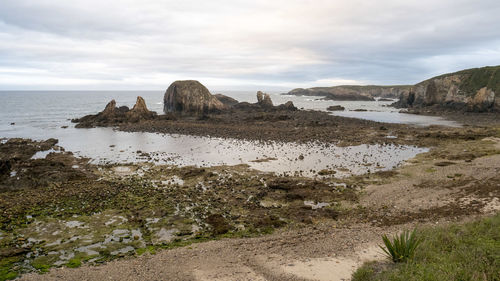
[353,213,500,281]
[380,229,421,263]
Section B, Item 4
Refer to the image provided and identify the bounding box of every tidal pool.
[4,126,427,177]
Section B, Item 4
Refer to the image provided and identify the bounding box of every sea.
[0,90,457,176]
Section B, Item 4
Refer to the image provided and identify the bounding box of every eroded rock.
[257,91,274,108]
[470,87,496,112]
[393,66,500,112]
[214,94,239,107]
[126,96,157,122]
[73,96,157,128]
[163,80,226,115]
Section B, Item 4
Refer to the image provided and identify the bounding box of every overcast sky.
[1,0,500,91]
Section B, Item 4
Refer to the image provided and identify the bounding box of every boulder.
[326,105,345,111]
[214,94,239,107]
[164,80,226,115]
[277,101,297,111]
[256,91,274,108]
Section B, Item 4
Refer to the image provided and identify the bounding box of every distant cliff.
[393,66,500,112]
[285,85,411,101]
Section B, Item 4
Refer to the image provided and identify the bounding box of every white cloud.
[1,0,500,90]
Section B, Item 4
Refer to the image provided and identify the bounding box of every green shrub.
[353,213,500,281]
[380,229,421,263]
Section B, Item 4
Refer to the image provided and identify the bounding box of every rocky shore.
[1,127,498,280]
[2,77,500,280]
[284,85,410,100]
[284,66,500,117]
[71,80,500,147]
[393,66,500,113]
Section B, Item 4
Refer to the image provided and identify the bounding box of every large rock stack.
[163,80,226,115]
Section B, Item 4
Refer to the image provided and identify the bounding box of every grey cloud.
[0,0,500,90]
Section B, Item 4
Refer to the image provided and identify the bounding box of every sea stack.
[126,96,157,122]
[256,91,274,108]
[163,80,226,115]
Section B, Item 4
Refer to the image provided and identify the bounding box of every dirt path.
[20,222,388,281]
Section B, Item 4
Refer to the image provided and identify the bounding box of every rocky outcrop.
[257,91,274,108]
[278,101,297,111]
[164,80,226,115]
[73,96,157,128]
[470,87,496,112]
[286,85,410,100]
[126,96,157,122]
[233,91,296,111]
[163,81,295,114]
[214,94,239,107]
[393,66,500,112]
[327,105,345,111]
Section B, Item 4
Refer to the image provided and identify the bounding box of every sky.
[1,0,500,91]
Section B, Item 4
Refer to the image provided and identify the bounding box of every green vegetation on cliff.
[317,85,411,91]
[458,66,500,95]
[423,65,500,96]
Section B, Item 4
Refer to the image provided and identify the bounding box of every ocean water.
[0,90,437,176]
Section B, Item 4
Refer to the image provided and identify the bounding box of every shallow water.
[1,124,427,177]
[0,90,432,176]
[277,94,461,127]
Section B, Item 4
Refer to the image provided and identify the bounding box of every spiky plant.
[380,229,421,263]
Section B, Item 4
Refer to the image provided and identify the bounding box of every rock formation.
[73,96,157,128]
[163,80,226,115]
[393,66,500,112]
[162,81,295,113]
[326,105,345,111]
[278,101,297,111]
[126,96,157,122]
[101,99,118,117]
[257,91,274,108]
[214,94,239,107]
[232,91,296,111]
[470,87,496,112]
